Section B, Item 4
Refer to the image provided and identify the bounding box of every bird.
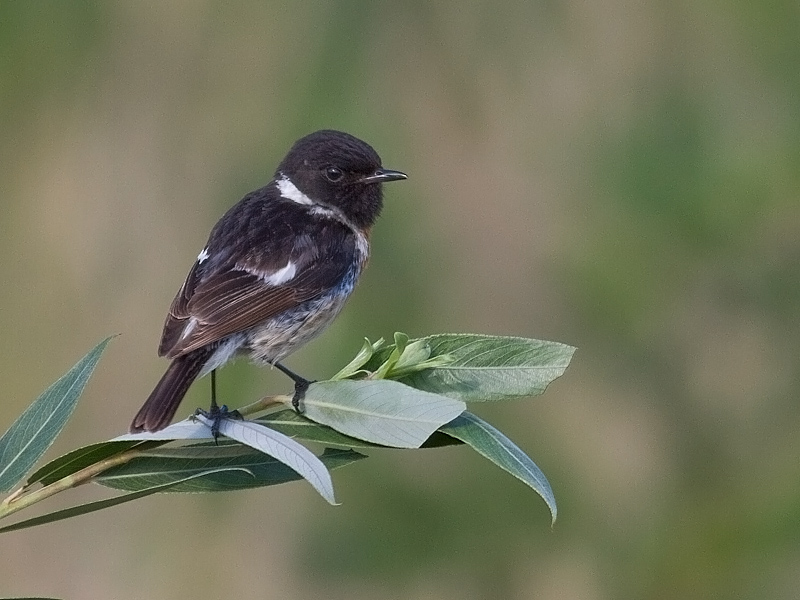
[130,130,407,433]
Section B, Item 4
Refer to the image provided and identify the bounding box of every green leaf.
[0,467,249,534]
[385,340,453,378]
[439,411,557,522]
[393,338,428,371]
[393,331,409,354]
[0,337,113,492]
[256,410,386,448]
[112,419,216,442]
[301,379,465,448]
[396,334,575,402]
[209,416,337,504]
[113,417,362,502]
[371,332,406,379]
[96,445,364,493]
[255,410,461,449]
[331,337,385,380]
[26,440,163,487]
[175,410,462,451]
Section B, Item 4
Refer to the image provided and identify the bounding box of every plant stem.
[236,394,290,418]
[0,448,142,521]
[0,395,291,521]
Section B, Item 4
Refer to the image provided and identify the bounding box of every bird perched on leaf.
[130,130,406,433]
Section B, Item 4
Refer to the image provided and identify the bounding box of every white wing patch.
[262,261,297,285]
[180,317,199,341]
[197,247,210,263]
[277,175,313,206]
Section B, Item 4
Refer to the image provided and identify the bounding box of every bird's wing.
[158,216,359,359]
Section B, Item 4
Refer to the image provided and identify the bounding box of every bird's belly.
[245,291,351,365]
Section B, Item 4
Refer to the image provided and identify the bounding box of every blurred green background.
[2,2,798,599]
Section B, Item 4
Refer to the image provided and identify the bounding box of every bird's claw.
[195,404,240,440]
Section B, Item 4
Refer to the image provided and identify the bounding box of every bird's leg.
[210,368,218,410]
[195,369,240,440]
[273,362,314,413]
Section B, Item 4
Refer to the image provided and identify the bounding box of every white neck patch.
[276,174,364,253]
[277,175,313,206]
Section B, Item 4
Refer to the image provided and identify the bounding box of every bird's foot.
[273,361,315,413]
[195,404,242,440]
[291,377,313,413]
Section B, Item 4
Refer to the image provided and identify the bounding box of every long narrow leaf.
[210,416,337,504]
[96,445,363,493]
[117,415,338,503]
[439,411,557,523]
[27,440,163,487]
[0,337,113,492]
[112,419,215,442]
[0,467,248,534]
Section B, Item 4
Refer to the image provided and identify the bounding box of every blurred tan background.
[2,2,799,599]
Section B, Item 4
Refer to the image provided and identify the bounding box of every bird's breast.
[245,255,364,365]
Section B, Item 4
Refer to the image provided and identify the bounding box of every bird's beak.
[359,168,407,184]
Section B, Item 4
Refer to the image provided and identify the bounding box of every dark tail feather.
[130,349,211,433]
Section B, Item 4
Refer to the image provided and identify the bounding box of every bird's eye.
[325,166,344,182]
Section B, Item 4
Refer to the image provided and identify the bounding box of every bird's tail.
[130,349,212,433]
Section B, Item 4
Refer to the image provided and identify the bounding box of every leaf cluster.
[0,333,575,533]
